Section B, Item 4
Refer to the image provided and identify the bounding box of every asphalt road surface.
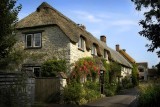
[46,87,138,107]
[84,87,138,107]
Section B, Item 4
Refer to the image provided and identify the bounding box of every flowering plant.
[71,57,100,82]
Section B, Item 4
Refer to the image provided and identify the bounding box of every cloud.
[72,10,102,23]
[70,10,138,33]
[111,20,137,26]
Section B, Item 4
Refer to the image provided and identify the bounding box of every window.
[25,33,41,48]
[139,68,144,72]
[78,37,85,50]
[91,44,97,56]
[104,50,108,60]
[33,67,41,77]
[23,66,41,77]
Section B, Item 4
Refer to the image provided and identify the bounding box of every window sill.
[24,47,42,50]
[78,48,85,52]
[91,54,97,56]
[103,58,108,61]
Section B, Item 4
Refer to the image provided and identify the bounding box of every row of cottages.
[15,2,132,79]
[117,46,149,81]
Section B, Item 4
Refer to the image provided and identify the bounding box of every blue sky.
[16,0,159,68]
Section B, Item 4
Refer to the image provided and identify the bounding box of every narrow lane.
[83,87,138,107]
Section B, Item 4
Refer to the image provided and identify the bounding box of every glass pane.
[78,37,81,48]
[34,33,41,47]
[34,67,40,77]
[81,38,84,49]
[26,34,32,47]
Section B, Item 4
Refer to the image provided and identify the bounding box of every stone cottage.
[136,62,148,81]
[15,2,132,78]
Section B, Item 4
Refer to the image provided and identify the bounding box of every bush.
[104,82,118,96]
[71,57,100,82]
[132,64,139,86]
[138,84,160,107]
[122,77,133,89]
[41,59,67,77]
[83,81,101,101]
[63,81,83,105]
[63,81,101,105]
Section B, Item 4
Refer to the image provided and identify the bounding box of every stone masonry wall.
[15,26,70,65]
[69,41,92,65]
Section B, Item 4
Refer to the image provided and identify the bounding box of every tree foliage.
[131,0,160,56]
[41,59,67,77]
[132,63,139,86]
[0,0,21,59]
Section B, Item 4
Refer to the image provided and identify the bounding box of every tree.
[0,0,21,59]
[131,0,160,57]
[132,63,139,86]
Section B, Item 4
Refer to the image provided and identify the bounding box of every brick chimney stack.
[100,35,106,43]
[116,44,120,51]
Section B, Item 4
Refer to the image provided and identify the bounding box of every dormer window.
[91,44,97,56]
[104,50,108,60]
[25,33,41,48]
[78,36,85,51]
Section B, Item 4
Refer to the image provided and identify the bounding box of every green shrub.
[83,81,101,101]
[63,81,83,105]
[104,82,118,96]
[41,59,67,77]
[132,64,139,86]
[138,84,160,107]
[122,77,133,89]
[63,81,101,105]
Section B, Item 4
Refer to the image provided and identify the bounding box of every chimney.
[122,49,126,52]
[116,44,120,51]
[100,35,106,43]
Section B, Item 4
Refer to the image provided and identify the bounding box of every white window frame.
[78,37,85,50]
[25,33,41,48]
[91,44,97,56]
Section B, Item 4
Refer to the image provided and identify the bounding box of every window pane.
[34,33,41,47]
[91,46,94,54]
[78,37,81,48]
[26,34,32,47]
[81,38,84,49]
[33,67,40,77]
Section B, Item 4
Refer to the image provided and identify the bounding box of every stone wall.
[15,26,70,65]
[69,41,92,64]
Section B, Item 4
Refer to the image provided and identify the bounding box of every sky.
[16,0,159,68]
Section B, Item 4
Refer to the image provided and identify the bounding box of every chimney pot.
[100,35,106,43]
[116,44,120,51]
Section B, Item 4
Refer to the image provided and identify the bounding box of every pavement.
[83,87,139,107]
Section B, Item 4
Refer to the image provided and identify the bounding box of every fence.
[0,72,65,105]
[35,77,60,102]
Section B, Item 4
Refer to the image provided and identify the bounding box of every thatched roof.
[16,2,132,68]
[119,50,136,64]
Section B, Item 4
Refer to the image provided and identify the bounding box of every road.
[83,87,138,107]
[46,87,138,107]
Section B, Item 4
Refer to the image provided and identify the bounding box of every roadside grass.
[138,79,160,107]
